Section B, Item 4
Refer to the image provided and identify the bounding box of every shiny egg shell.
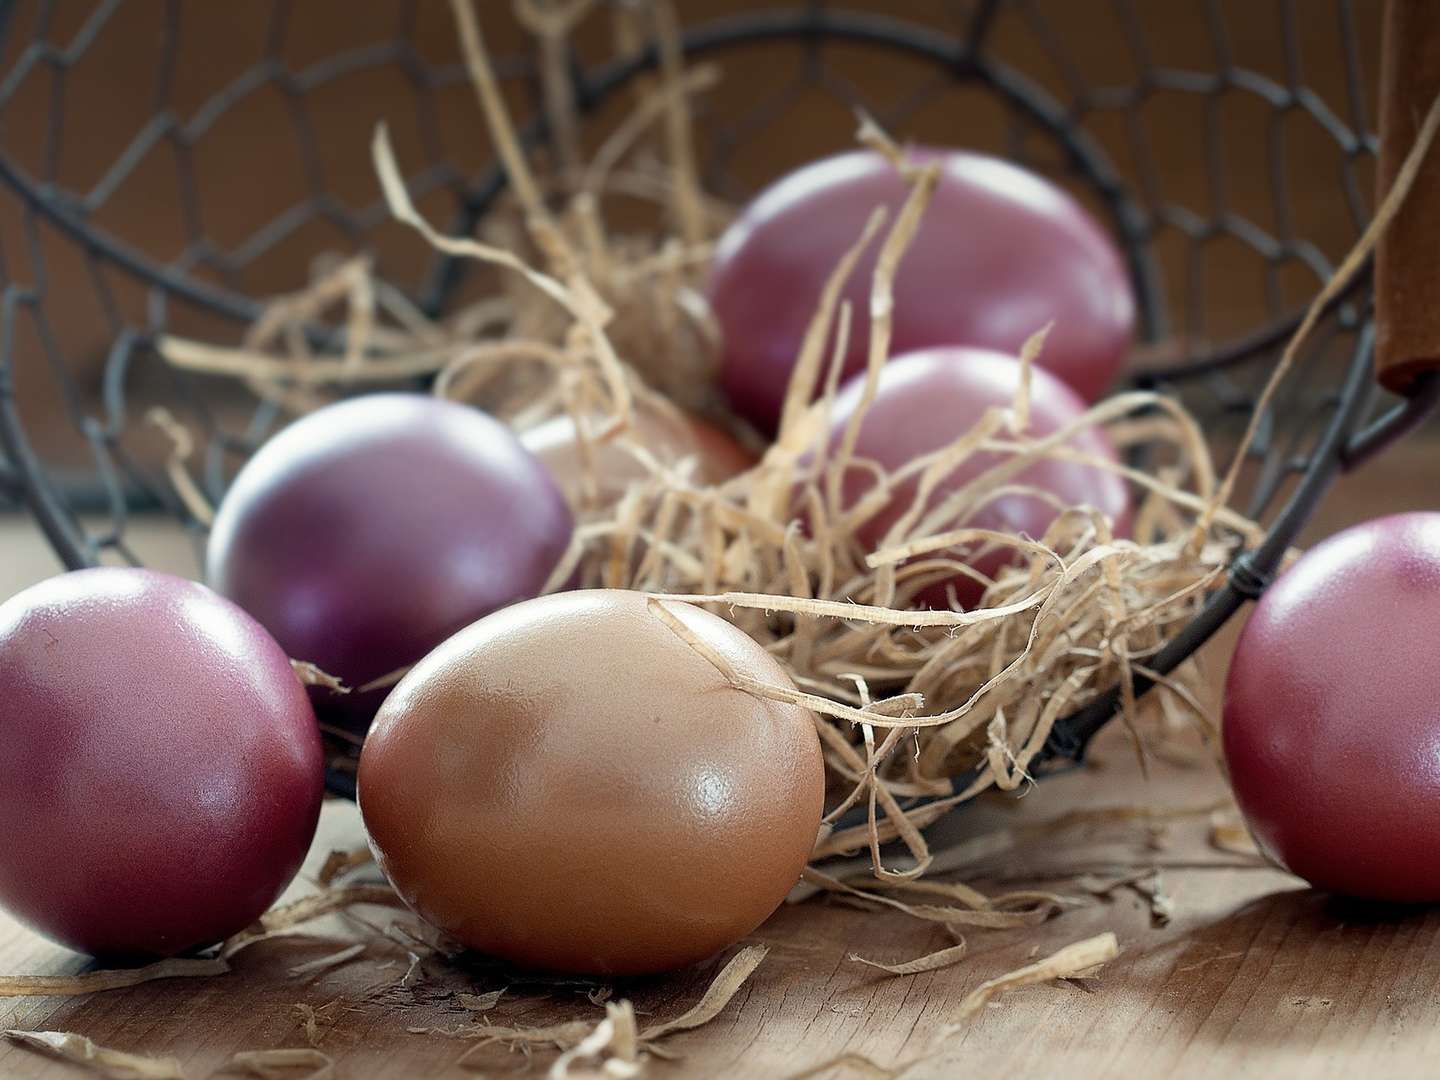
[1224,513,1440,901]
[358,589,824,975]
[824,346,1130,609]
[207,393,573,726]
[710,148,1136,432]
[0,568,323,957]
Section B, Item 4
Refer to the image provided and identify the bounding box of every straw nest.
[154,0,1426,900]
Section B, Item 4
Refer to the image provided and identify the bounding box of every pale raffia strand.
[784,1053,916,1080]
[219,884,407,958]
[456,989,506,1012]
[514,0,599,174]
[222,1048,335,1080]
[145,407,215,527]
[849,934,969,976]
[315,846,374,887]
[3,1030,186,1080]
[950,932,1120,1019]
[412,944,768,1075]
[0,957,228,999]
[286,944,366,979]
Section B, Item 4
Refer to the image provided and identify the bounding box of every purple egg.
[1224,513,1440,901]
[823,346,1130,609]
[0,568,323,957]
[709,149,1136,433]
[207,394,574,725]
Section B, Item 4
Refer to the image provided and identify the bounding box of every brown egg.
[520,408,754,506]
[357,589,824,975]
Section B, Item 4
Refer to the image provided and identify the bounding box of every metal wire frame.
[0,1,1431,797]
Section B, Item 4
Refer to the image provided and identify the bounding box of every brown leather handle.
[1376,0,1440,394]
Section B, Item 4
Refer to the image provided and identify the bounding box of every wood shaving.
[456,989,505,1012]
[848,937,968,976]
[316,847,374,887]
[549,1001,642,1079]
[1209,812,1264,859]
[442,1019,594,1044]
[399,953,424,990]
[289,661,348,695]
[1142,871,1175,926]
[637,945,767,1041]
[287,944,365,979]
[1078,869,1174,927]
[412,944,767,1076]
[290,1003,340,1048]
[223,885,405,957]
[951,932,1120,1020]
[3,1030,185,1079]
[0,956,228,998]
[221,1048,334,1079]
[783,1052,912,1080]
[803,867,1060,932]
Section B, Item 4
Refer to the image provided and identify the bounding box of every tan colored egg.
[357,589,823,975]
[520,407,754,506]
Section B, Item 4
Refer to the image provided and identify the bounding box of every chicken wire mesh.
[0,0,1432,772]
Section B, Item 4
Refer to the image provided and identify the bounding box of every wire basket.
[1,1,1435,796]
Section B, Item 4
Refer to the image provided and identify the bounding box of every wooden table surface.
[0,437,1437,1079]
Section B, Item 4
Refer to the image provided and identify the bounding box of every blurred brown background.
[0,0,1430,574]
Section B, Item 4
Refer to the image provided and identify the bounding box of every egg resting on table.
[0,568,323,957]
[1224,513,1440,902]
[358,589,825,975]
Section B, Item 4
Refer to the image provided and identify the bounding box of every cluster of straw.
[159,0,1440,889]
[153,0,1255,883]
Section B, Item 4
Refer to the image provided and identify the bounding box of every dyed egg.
[358,589,824,975]
[207,394,573,725]
[823,346,1129,608]
[1224,513,1440,901]
[710,149,1135,432]
[0,568,323,957]
[521,407,754,507]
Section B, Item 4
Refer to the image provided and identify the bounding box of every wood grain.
[2,746,1439,1079]
[0,437,1437,1079]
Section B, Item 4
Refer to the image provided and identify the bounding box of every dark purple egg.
[823,346,1129,609]
[0,568,323,957]
[1224,513,1440,901]
[207,394,573,725]
[709,149,1136,432]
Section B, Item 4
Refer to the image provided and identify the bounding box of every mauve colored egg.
[0,568,323,957]
[709,149,1136,432]
[823,347,1129,608]
[207,394,573,726]
[1224,513,1440,901]
[521,408,754,507]
[358,589,824,975]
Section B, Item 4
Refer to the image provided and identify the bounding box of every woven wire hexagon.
[0,0,1432,785]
